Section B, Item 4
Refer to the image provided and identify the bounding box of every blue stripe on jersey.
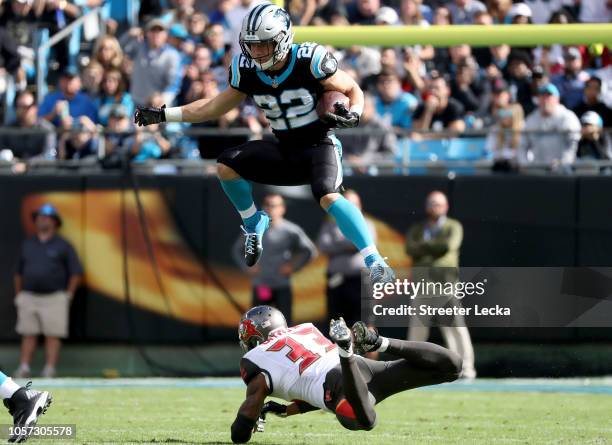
[256,44,298,87]
[311,46,325,79]
[231,55,241,88]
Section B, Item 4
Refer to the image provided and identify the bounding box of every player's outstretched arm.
[261,400,320,418]
[134,88,246,126]
[231,373,268,443]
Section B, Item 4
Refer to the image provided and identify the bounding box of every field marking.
[15,377,612,395]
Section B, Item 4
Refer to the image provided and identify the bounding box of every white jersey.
[241,323,339,412]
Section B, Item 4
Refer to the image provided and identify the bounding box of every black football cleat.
[241,211,270,267]
[329,317,352,353]
[352,321,381,355]
[3,383,52,443]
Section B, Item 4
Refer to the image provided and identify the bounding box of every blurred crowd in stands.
[0,0,611,172]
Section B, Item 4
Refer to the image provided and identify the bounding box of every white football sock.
[377,337,389,353]
[0,378,21,399]
[338,345,354,358]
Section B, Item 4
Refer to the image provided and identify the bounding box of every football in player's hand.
[316,91,350,120]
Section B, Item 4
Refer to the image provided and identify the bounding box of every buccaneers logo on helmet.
[239,319,265,347]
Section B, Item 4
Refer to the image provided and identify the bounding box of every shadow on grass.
[134,440,287,445]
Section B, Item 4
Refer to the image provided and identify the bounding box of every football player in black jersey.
[135,3,394,285]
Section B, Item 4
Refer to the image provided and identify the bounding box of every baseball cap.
[538,83,560,97]
[32,203,62,226]
[509,2,532,18]
[60,66,80,78]
[580,111,603,128]
[565,47,581,60]
[146,18,167,31]
[169,23,188,39]
[109,104,129,119]
[376,6,399,25]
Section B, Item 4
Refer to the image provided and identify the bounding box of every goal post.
[291,24,612,47]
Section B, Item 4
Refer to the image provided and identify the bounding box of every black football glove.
[134,104,166,127]
[324,103,360,129]
[260,401,288,419]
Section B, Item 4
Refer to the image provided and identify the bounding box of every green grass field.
[13,379,612,445]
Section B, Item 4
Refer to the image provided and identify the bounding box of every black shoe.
[329,317,352,353]
[241,211,270,267]
[351,321,381,355]
[3,383,52,443]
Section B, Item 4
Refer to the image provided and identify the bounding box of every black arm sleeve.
[294,400,320,413]
[231,413,255,444]
[240,358,273,394]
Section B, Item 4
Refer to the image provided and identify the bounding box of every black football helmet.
[238,305,288,352]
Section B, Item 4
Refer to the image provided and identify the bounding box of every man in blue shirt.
[38,67,98,127]
[552,47,590,111]
[374,69,419,130]
[14,204,83,379]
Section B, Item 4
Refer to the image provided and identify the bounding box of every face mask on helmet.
[243,40,276,67]
[240,31,289,70]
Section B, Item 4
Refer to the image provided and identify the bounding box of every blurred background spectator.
[38,67,98,129]
[93,35,124,71]
[123,19,182,107]
[0,91,56,159]
[576,111,612,160]
[572,76,612,128]
[347,0,381,24]
[58,115,99,160]
[95,68,135,127]
[448,0,487,24]
[14,203,82,378]
[522,83,581,168]
[405,191,476,380]
[552,47,590,110]
[485,102,524,171]
[103,104,136,164]
[414,75,465,134]
[342,93,397,173]
[374,68,418,130]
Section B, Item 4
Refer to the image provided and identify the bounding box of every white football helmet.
[239,3,293,71]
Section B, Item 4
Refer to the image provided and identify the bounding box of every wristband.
[349,104,363,117]
[164,106,182,122]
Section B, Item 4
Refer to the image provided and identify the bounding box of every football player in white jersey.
[135,4,394,287]
[230,306,462,443]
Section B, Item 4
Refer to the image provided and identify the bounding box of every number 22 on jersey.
[253,88,318,131]
[264,325,336,375]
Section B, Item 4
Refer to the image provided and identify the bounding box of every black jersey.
[228,42,339,145]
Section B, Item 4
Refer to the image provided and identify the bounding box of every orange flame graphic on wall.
[22,191,410,327]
